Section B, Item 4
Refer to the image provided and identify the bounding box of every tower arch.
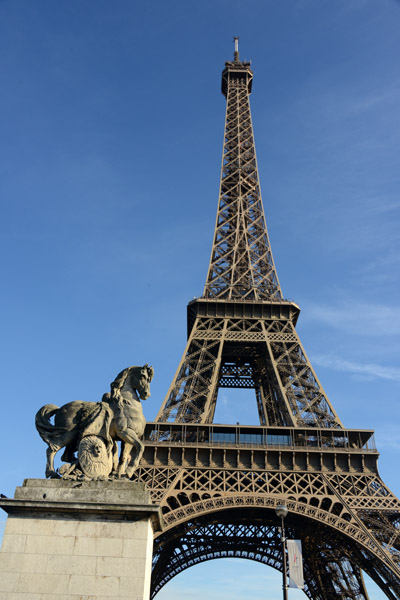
[133,41,400,599]
[151,506,391,599]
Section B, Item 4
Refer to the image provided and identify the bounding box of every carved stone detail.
[35,364,154,480]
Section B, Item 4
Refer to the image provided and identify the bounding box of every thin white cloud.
[357,251,400,284]
[346,86,400,116]
[306,301,400,336]
[311,353,400,382]
[374,426,400,451]
[220,393,229,407]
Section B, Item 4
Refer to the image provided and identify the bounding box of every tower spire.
[233,36,240,62]
[204,44,282,301]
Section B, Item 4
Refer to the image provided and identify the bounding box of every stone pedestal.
[0,479,163,600]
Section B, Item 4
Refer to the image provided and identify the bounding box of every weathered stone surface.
[13,478,151,505]
[35,365,154,480]
[0,480,162,600]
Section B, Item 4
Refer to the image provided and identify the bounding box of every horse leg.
[111,440,119,475]
[116,428,143,478]
[45,446,60,479]
[126,437,144,479]
[117,441,133,477]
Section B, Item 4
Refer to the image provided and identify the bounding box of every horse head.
[110,364,154,402]
[132,364,154,400]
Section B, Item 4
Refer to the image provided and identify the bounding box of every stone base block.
[0,479,162,600]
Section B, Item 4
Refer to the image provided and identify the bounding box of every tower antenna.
[233,36,240,62]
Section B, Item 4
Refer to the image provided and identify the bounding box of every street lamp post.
[275,504,289,600]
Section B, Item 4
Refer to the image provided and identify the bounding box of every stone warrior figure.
[35,364,154,480]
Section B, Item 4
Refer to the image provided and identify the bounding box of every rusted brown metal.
[136,43,400,599]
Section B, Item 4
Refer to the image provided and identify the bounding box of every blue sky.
[1,1,400,598]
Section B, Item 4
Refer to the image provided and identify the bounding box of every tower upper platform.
[221,36,253,97]
[221,58,253,97]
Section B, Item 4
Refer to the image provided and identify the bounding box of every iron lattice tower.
[133,42,400,599]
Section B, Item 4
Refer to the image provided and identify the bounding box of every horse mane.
[145,364,154,382]
[111,364,154,394]
[112,367,132,391]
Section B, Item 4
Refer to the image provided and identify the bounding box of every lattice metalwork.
[134,447,400,598]
[156,44,342,428]
[146,42,400,599]
[203,53,281,301]
[156,311,342,428]
[151,518,371,600]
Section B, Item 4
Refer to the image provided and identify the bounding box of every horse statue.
[35,364,154,480]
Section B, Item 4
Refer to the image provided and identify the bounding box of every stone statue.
[35,364,154,480]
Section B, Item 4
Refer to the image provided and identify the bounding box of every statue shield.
[78,435,113,479]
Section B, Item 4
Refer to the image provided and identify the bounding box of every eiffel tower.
[133,40,400,599]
